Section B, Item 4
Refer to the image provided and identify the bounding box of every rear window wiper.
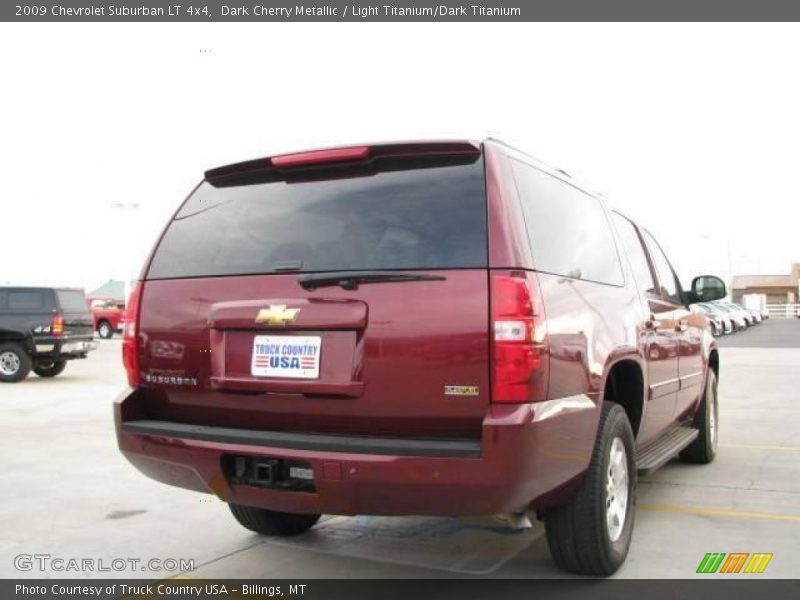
[298,271,446,290]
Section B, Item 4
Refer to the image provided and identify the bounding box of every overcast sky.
[1,23,798,292]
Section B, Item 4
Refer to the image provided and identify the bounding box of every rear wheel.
[680,370,718,464]
[33,360,67,378]
[229,504,320,536]
[97,320,113,339]
[544,402,636,576]
[0,342,32,383]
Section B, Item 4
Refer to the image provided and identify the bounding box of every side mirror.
[691,275,726,303]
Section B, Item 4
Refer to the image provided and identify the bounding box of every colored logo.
[255,305,300,326]
[696,552,772,574]
[251,335,321,379]
[253,342,318,370]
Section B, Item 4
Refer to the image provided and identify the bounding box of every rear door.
[55,289,94,338]
[137,146,491,439]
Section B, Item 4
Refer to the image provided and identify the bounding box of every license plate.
[251,335,321,379]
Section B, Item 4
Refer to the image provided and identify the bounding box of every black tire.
[97,320,114,339]
[0,342,33,383]
[544,402,636,576]
[33,360,67,378]
[680,370,718,464]
[229,504,320,537]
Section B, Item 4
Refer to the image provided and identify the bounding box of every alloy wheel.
[0,351,21,376]
[709,382,719,451]
[605,437,629,542]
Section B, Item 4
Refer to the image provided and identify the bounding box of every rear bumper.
[114,388,598,516]
[33,337,97,360]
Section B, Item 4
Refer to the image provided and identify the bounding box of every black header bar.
[5,0,800,22]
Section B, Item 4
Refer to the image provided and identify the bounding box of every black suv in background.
[0,287,96,382]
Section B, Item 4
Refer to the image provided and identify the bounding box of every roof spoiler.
[204,140,481,187]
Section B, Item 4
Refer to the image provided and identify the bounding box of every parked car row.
[694,300,767,336]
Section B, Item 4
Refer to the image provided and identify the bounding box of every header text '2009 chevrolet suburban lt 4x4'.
[114,140,726,576]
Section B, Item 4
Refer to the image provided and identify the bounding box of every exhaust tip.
[493,512,533,529]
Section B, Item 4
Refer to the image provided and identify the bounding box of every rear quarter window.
[147,158,488,279]
[511,160,623,286]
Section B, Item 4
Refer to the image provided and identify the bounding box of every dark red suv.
[115,140,726,575]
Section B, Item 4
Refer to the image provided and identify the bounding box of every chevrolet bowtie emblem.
[255,305,301,326]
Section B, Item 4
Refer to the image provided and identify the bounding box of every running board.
[635,426,698,474]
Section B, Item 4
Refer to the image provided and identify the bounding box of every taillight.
[122,282,143,387]
[491,271,549,403]
[51,315,63,337]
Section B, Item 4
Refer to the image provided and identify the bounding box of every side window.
[642,231,682,304]
[612,213,657,295]
[8,290,45,311]
[512,160,623,285]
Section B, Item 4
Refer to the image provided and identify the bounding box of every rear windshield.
[56,290,89,314]
[147,158,487,279]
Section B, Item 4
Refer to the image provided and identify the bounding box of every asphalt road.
[1,319,798,579]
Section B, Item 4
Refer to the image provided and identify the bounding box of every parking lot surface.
[716,316,800,348]
[1,319,799,579]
